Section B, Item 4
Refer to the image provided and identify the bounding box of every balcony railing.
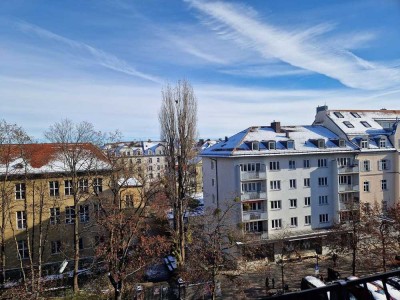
[240,171,267,181]
[339,200,360,211]
[338,165,359,174]
[245,230,268,240]
[242,211,268,221]
[339,184,359,192]
[241,191,267,201]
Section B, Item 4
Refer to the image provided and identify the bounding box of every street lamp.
[276,258,285,294]
[177,277,185,299]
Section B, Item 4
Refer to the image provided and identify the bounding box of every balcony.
[241,171,267,181]
[242,211,268,221]
[339,200,360,211]
[241,191,267,201]
[245,231,268,240]
[339,184,359,192]
[338,165,359,174]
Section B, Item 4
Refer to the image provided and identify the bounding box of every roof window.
[360,139,368,149]
[351,112,361,118]
[318,139,325,149]
[361,121,371,128]
[343,121,354,128]
[267,141,276,150]
[252,141,260,151]
[339,139,346,148]
[334,112,344,118]
[286,140,294,149]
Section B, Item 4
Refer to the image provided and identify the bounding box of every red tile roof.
[0,143,106,168]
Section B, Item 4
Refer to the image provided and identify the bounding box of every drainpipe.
[210,158,219,209]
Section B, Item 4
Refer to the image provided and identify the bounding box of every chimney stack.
[271,121,281,133]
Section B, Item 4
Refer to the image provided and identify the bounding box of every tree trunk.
[73,200,80,292]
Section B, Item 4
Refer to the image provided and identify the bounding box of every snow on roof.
[325,110,398,136]
[118,177,141,187]
[201,125,357,157]
[0,143,110,176]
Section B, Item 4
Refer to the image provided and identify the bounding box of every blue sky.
[1,0,400,141]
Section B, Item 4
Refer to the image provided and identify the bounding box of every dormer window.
[148,150,153,155]
[334,112,344,118]
[343,121,354,128]
[379,139,386,148]
[361,121,371,128]
[252,141,259,151]
[339,139,346,148]
[287,140,294,149]
[268,141,276,150]
[318,139,325,149]
[360,139,368,149]
[351,112,361,118]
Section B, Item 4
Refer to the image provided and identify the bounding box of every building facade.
[202,107,400,257]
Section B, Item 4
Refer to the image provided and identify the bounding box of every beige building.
[314,106,400,211]
[0,143,141,279]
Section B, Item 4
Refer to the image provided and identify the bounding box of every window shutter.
[378,161,382,171]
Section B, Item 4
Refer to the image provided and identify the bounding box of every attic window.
[339,139,346,148]
[318,139,325,149]
[252,142,259,151]
[268,141,276,150]
[334,112,344,118]
[13,163,24,169]
[379,139,386,148]
[361,121,371,128]
[351,112,361,118]
[148,150,152,155]
[287,140,294,149]
[360,139,368,149]
[343,121,354,128]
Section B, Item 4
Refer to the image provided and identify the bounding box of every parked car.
[301,276,330,300]
[347,276,395,300]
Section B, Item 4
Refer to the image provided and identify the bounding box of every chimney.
[316,105,328,114]
[225,136,228,142]
[271,121,281,133]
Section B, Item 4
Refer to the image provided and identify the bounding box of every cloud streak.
[15,21,163,83]
[187,0,400,90]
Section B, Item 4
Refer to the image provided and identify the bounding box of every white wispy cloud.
[220,64,312,78]
[15,20,163,83]
[186,0,400,90]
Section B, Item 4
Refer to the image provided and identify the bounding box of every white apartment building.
[103,141,167,180]
[201,121,359,247]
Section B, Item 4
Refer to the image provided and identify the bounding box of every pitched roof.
[0,143,108,174]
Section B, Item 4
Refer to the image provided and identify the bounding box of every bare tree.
[159,79,198,266]
[0,120,31,285]
[95,134,170,300]
[45,119,104,293]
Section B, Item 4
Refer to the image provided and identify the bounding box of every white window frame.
[65,206,75,224]
[79,205,90,223]
[381,179,387,191]
[50,207,60,225]
[319,214,329,223]
[271,219,282,229]
[289,198,297,208]
[363,181,370,192]
[269,161,280,171]
[64,180,73,196]
[305,215,311,225]
[270,180,281,190]
[304,178,310,187]
[318,177,328,186]
[303,159,310,168]
[318,159,327,168]
[290,217,298,227]
[49,181,59,197]
[289,179,297,189]
[17,240,28,259]
[362,160,371,172]
[93,178,103,193]
[270,200,281,210]
[304,197,311,206]
[78,179,89,193]
[318,195,328,205]
[289,160,296,170]
[15,183,26,200]
[16,211,26,230]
